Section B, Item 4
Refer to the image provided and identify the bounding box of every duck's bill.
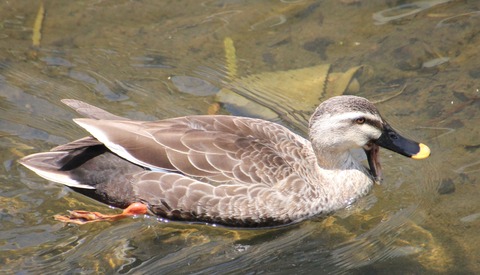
[375,123,431,160]
[366,123,430,184]
[365,144,382,184]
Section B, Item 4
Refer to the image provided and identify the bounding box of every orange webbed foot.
[54,202,148,225]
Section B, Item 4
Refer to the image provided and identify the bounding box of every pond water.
[1,0,479,274]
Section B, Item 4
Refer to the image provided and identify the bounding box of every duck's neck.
[310,146,374,213]
[314,147,355,170]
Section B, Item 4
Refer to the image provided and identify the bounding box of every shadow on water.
[1,0,479,274]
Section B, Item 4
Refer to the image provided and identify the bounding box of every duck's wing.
[73,114,310,187]
[61,99,129,120]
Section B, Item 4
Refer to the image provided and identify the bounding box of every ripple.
[372,0,453,25]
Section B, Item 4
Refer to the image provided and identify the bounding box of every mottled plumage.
[19,96,430,227]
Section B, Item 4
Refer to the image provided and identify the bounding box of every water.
[1,0,479,274]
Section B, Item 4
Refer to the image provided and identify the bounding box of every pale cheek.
[359,126,382,142]
[340,129,368,147]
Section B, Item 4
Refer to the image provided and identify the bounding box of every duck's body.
[19,96,430,227]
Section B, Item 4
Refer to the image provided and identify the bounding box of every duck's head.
[309,95,430,182]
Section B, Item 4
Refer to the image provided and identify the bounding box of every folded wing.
[74,115,308,187]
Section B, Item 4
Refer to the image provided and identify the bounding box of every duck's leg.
[54,202,148,225]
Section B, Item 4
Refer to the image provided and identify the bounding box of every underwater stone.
[438,179,455,195]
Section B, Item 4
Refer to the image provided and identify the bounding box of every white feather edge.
[73,118,170,173]
[20,152,96,189]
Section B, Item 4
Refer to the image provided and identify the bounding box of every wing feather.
[73,115,310,188]
[187,151,220,173]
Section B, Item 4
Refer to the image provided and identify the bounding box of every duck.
[19,96,430,227]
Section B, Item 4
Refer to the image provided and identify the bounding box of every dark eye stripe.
[364,118,382,129]
[350,116,383,130]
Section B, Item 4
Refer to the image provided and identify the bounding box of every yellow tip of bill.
[412,143,431,159]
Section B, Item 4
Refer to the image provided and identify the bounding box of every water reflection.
[1,0,479,274]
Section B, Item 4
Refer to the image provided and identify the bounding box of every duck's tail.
[18,138,107,190]
[19,138,142,208]
[19,151,95,189]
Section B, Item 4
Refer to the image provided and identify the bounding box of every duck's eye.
[355,117,365,124]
